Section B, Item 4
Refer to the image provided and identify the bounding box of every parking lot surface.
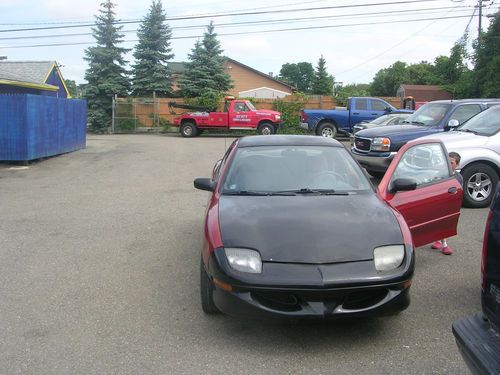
[0,134,489,374]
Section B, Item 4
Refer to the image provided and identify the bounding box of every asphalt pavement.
[0,134,488,374]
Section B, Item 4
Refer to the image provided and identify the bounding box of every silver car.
[420,105,500,208]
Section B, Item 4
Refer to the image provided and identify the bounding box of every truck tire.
[180,121,198,138]
[317,122,337,138]
[200,258,220,314]
[258,122,275,136]
[461,163,499,208]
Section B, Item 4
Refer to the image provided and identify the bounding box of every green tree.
[131,0,174,97]
[370,61,409,96]
[65,79,78,98]
[472,11,500,97]
[84,0,130,133]
[311,55,333,95]
[335,83,371,106]
[279,62,314,93]
[179,22,233,97]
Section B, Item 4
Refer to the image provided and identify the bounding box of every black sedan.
[194,135,461,319]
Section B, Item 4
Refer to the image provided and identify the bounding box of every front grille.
[354,137,371,151]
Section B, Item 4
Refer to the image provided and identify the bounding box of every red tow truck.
[171,96,282,137]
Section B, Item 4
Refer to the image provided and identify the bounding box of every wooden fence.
[113,95,403,131]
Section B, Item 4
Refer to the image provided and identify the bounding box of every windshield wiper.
[223,190,295,196]
[278,188,348,195]
[458,128,478,135]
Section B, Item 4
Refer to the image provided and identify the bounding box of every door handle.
[371,113,378,115]
[448,187,457,194]
[352,112,360,115]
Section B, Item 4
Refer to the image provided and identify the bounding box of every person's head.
[449,151,461,172]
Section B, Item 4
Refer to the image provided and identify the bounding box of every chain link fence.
[112,96,162,134]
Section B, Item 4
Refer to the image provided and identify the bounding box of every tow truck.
[170,96,282,137]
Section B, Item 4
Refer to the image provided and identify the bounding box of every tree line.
[82,0,499,132]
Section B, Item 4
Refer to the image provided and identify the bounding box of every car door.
[378,139,462,247]
[350,98,372,125]
[229,101,255,129]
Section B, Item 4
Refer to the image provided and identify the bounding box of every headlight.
[373,245,404,271]
[275,114,281,120]
[371,137,391,151]
[225,248,262,274]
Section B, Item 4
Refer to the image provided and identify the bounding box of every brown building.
[396,84,452,102]
[169,58,295,98]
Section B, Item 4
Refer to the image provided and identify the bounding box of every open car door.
[378,139,462,248]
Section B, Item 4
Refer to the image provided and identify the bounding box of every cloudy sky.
[0,0,497,86]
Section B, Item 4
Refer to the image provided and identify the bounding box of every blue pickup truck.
[299,97,412,138]
[351,99,500,177]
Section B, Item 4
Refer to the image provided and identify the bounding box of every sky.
[0,0,497,87]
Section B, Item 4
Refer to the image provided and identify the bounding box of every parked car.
[419,105,500,208]
[299,97,412,138]
[352,113,412,134]
[452,182,500,374]
[193,135,462,319]
[351,99,500,177]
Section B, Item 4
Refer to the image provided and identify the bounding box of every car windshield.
[404,103,451,126]
[456,106,500,136]
[221,145,373,194]
[370,115,391,125]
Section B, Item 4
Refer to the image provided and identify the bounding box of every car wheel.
[317,122,337,138]
[258,122,275,135]
[200,259,220,314]
[461,163,499,208]
[180,122,198,138]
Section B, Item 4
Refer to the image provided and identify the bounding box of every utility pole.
[478,0,483,45]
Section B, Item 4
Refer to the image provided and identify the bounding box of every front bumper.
[351,148,397,172]
[207,247,414,319]
[452,314,500,375]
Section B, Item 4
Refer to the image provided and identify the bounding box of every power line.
[0,5,474,42]
[0,14,474,50]
[0,0,444,33]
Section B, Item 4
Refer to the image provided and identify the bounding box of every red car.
[194,136,462,319]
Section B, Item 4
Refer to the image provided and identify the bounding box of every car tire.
[258,122,275,135]
[317,122,337,138]
[461,163,499,208]
[180,122,198,138]
[200,259,220,314]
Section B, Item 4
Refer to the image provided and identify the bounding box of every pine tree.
[312,55,333,96]
[131,0,174,97]
[84,0,130,133]
[179,21,233,97]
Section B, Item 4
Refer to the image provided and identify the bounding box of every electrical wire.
[0,5,474,42]
[0,0,444,33]
[0,14,474,50]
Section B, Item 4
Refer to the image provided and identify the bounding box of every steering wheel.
[310,171,346,188]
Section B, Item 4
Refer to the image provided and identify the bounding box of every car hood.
[218,194,403,264]
[255,110,280,116]
[419,130,488,148]
[356,124,435,138]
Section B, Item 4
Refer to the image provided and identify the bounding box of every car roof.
[237,135,344,148]
[426,99,500,105]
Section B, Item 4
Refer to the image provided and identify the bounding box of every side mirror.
[447,119,460,129]
[390,178,417,193]
[385,107,393,113]
[194,178,215,192]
